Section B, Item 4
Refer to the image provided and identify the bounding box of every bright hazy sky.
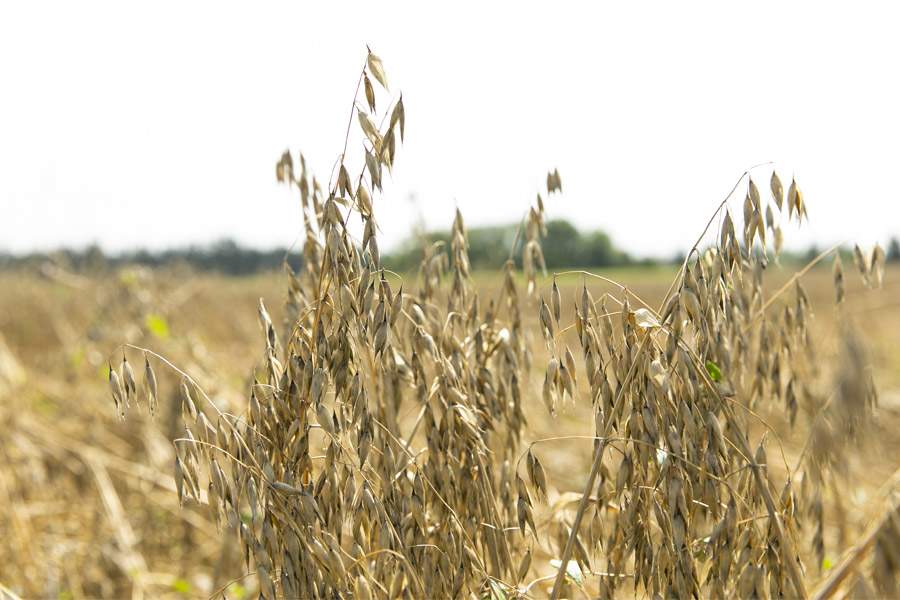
[2,2,898,259]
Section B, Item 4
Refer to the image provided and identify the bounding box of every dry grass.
[0,267,286,599]
[2,50,900,600]
[1,262,899,598]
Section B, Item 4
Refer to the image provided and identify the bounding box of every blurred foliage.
[889,237,900,261]
[384,219,638,272]
[0,239,303,276]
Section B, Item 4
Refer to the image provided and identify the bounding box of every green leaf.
[481,580,507,600]
[822,557,834,570]
[146,314,170,340]
[172,578,191,595]
[550,559,584,587]
[705,361,722,382]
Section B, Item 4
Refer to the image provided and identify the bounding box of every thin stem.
[120,344,224,418]
[742,240,847,333]
[544,270,658,316]
[658,162,773,316]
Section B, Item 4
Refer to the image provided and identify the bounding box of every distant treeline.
[0,221,643,276]
[2,225,898,276]
[0,239,304,276]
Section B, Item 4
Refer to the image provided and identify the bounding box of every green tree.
[541,220,584,267]
[888,237,900,261]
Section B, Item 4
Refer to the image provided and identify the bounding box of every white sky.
[1,2,898,259]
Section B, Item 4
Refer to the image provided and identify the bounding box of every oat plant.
[538,173,887,599]
[110,50,892,599]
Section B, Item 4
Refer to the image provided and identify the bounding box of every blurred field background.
[1,259,899,599]
[6,5,900,596]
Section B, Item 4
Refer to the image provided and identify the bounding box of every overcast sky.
[2,2,898,259]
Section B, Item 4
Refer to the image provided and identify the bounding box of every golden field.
[1,260,899,599]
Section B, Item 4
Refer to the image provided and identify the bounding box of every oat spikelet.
[108,362,125,419]
[143,355,158,418]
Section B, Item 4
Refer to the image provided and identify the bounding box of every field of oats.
[4,51,900,600]
[1,257,898,599]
